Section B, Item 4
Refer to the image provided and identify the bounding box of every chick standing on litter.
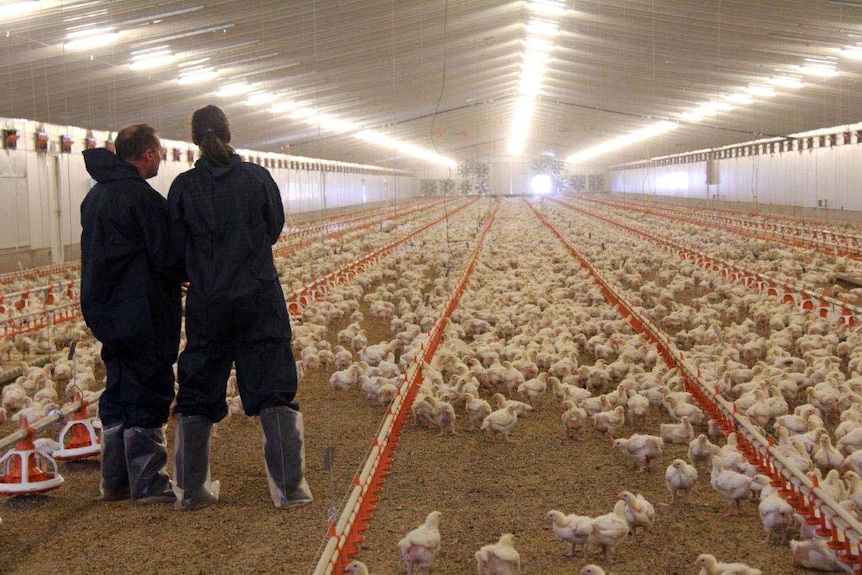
[397,510,442,575]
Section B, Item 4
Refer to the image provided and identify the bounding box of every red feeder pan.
[0,419,64,495]
[53,394,101,461]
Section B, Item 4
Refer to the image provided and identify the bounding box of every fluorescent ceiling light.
[129,49,176,70]
[0,1,41,19]
[768,76,805,89]
[268,101,299,114]
[796,59,839,77]
[245,92,277,105]
[724,92,754,104]
[507,96,535,155]
[311,114,359,134]
[679,112,703,123]
[565,120,679,164]
[217,82,253,97]
[523,37,555,53]
[841,45,862,59]
[178,67,218,85]
[355,129,456,167]
[178,58,210,68]
[525,19,560,37]
[288,107,314,120]
[527,0,567,17]
[745,85,777,98]
[693,103,718,117]
[64,27,120,51]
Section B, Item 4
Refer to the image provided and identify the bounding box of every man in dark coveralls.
[80,124,182,503]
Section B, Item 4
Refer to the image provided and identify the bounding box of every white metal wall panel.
[611,144,862,212]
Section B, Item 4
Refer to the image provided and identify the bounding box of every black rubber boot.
[100,423,129,501]
[260,405,313,509]
[123,427,176,504]
[173,414,220,511]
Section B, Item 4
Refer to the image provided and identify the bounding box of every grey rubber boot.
[100,423,130,501]
[260,405,313,509]
[123,426,176,504]
[173,414,220,511]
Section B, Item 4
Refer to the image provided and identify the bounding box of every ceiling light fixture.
[129,48,177,71]
[63,27,120,51]
[216,82,254,97]
[0,1,41,20]
[355,130,456,168]
[745,84,777,98]
[178,67,218,85]
[245,91,277,106]
[527,0,567,17]
[508,0,566,157]
[768,75,805,89]
[565,120,679,165]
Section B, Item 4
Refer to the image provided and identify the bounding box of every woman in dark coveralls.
[167,105,312,510]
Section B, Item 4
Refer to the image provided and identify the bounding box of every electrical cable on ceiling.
[428,0,454,260]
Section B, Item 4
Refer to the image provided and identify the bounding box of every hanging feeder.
[53,392,101,461]
[0,419,64,495]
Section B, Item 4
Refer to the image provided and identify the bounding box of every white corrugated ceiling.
[1,0,861,172]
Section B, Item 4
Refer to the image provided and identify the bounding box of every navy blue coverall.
[167,154,297,422]
[80,148,182,429]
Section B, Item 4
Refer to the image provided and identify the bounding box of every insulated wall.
[609,142,862,212]
[0,116,418,268]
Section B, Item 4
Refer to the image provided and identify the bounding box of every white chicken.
[688,434,721,465]
[545,509,593,558]
[790,538,853,573]
[665,458,698,504]
[491,393,533,417]
[592,405,626,437]
[617,490,655,537]
[431,398,457,436]
[694,553,762,575]
[397,510,441,575]
[342,559,369,575]
[475,533,520,575]
[613,434,664,472]
[411,394,436,428]
[463,393,492,429]
[481,405,519,442]
[329,363,363,397]
[625,389,650,427]
[579,566,606,575]
[812,433,845,470]
[758,491,793,545]
[516,372,547,405]
[710,458,770,516]
[561,400,588,440]
[588,499,629,562]
[660,416,694,445]
[665,396,706,425]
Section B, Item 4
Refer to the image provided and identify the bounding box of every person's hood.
[83,148,140,183]
[194,154,242,180]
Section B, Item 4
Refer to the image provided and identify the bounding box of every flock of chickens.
[2,196,862,574]
[290,200,862,573]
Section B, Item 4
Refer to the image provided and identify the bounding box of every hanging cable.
[428,0,454,261]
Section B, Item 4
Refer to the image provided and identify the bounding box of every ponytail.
[200,129,233,166]
[191,105,235,166]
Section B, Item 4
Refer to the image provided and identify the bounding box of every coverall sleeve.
[262,171,286,245]
[139,189,184,283]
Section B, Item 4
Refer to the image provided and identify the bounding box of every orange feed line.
[313,200,501,574]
